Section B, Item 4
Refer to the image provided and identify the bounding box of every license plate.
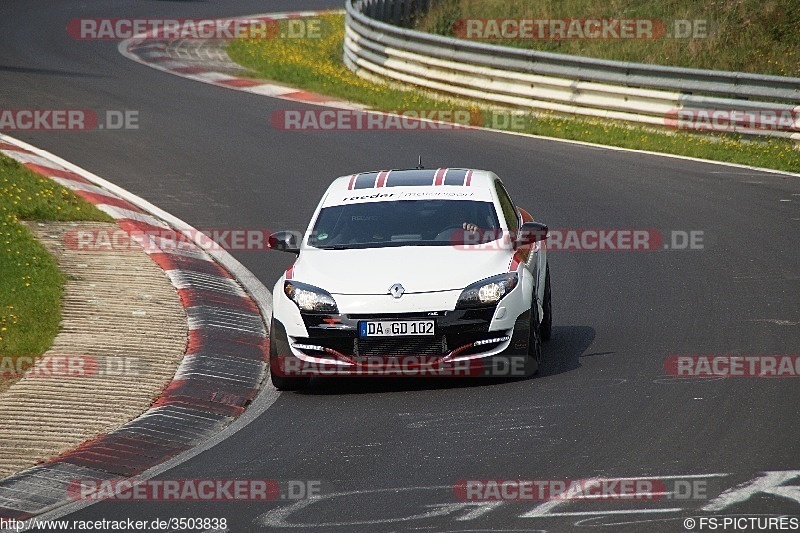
[358,320,435,337]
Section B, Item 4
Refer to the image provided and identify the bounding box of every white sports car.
[268,167,550,390]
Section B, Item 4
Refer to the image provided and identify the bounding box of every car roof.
[334,168,495,191]
[320,168,498,207]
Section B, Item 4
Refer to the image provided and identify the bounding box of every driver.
[462,222,479,231]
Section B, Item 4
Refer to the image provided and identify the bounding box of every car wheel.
[269,322,310,391]
[540,265,552,342]
[527,297,542,375]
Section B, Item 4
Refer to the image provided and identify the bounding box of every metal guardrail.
[344,0,800,142]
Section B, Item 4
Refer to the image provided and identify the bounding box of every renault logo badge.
[389,283,405,299]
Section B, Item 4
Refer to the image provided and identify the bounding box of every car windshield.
[308,199,500,249]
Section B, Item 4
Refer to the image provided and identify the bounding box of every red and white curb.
[0,134,271,520]
[119,10,498,134]
[120,10,358,109]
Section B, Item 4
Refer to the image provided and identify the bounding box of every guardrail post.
[381,0,391,26]
[393,0,402,27]
[402,0,412,27]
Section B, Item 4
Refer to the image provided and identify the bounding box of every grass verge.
[417,0,800,77]
[227,14,800,174]
[0,153,111,386]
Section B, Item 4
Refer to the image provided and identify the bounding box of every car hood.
[290,246,512,295]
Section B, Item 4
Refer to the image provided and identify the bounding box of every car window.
[308,200,500,249]
[494,181,519,231]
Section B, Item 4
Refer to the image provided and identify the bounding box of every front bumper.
[269,307,535,378]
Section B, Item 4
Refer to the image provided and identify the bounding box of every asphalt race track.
[1,1,799,531]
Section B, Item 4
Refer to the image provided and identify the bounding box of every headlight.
[284,281,338,313]
[456,273,518,309]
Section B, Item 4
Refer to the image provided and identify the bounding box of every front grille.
[356,335,447,357]
[296,308,500,358]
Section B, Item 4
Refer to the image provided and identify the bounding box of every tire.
[527,298,542,375]
[540,264,552,342]
[269,322,310,391]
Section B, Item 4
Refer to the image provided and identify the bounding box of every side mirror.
[516,222,548,247]
[268,231,301,254]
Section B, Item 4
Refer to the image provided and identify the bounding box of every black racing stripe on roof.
[443,169,467,185]
[384,169,437,187]
[353,172,379,189]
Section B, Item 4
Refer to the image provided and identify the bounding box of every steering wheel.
[434,225,477,241]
